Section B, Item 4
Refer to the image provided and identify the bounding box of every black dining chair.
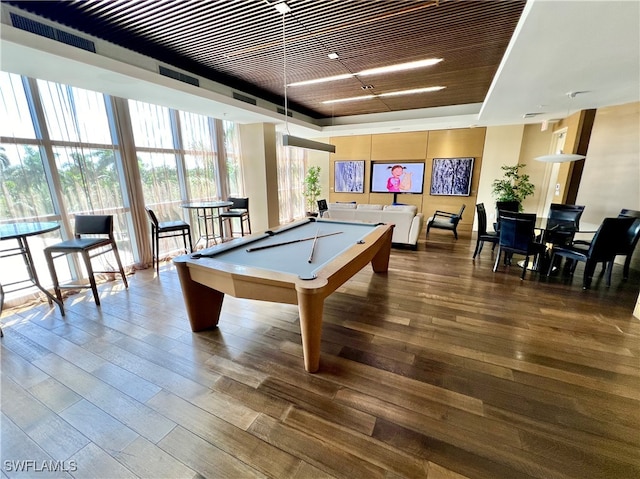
[317,199,328,218]
[546,216,636,289]
[426,204,466,239]
[219,197,251,239]
[493,212,545,280]
[570,208,640,281]
[493,200,520,232]
[472,203,499,259]
[618,209,640,279]
[44,215,129,307]
[145,207,193,275]
[543,203,585,246]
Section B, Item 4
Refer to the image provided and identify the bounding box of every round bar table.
[0,221,65,315]
[181,200,233,248]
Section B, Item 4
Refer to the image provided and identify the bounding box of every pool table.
[174,217,394,372]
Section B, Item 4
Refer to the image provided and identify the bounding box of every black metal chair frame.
[473,203,499,258]
[493,213,545,280]
[220,197,251,239]
[426,204,466,240]
[44,215,128,308]
[546,216,636,289]
[145,207,193,274]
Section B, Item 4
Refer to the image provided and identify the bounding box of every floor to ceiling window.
[223,120,243,197]
[0,74,55,221]
[0,71,243,305]
[130,100,184,222]
[0,74,60,298]
[130,101,244,259]
[277,133,307,224]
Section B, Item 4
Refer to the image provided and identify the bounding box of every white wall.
[475,125,525,229]
[577,102,640,220]
[577,102,640,272]
[579,102,640,319]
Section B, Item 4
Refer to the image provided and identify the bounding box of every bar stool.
[44,215,128,308]
[145,207,193,274]
[219,197,251,239]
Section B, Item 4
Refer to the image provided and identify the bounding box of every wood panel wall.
[329,128,486,238]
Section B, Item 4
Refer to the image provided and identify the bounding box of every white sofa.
[324,203,423,249]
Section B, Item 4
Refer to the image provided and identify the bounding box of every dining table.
[0,221,65,315]
[535,217,599,241]
[181,200,233,248]
[505,215,600,272]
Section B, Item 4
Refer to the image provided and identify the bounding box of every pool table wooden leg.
[175,260,224,331]
[297,291,324,373]
[370,227,393,273]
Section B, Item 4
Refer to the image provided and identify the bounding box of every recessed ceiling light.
[288,74,353,87]
[273,2,290,14]
[378,86,445,97]
[358,58,443,76]
[322,86,445,104]
[327,52,339,60]
[323,95,376,104]
[288,57,443,87]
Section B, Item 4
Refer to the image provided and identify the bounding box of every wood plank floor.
[2,235,639,479]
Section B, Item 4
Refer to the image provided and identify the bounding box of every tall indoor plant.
[303,165,322,216]
[491,163,535,210]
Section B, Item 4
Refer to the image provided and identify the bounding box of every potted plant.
[303,165,322,216]
[491,163,535,211]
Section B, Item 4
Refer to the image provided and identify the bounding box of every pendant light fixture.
[535,91,586,163]
[534,152,586,163]
[276,2,336,154]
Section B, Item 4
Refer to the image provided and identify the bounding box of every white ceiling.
[478,0,640,127]
[1,0,639,138]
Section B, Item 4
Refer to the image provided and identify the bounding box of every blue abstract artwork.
[334,160,365,193]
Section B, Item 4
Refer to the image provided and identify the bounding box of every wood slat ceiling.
[7,0,526,120]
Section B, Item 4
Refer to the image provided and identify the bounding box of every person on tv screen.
[387,165,412,192]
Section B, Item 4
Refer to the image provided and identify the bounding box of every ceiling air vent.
[522,112,542,119]
[10,13,96,53]
[159,66,199,87]
[233,92,257,105]
[276,107,293,117]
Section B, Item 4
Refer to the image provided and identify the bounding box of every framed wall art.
[334,160,365,193]
[430,157,474,196]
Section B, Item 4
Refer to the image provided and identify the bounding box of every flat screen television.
[370,162,425,196]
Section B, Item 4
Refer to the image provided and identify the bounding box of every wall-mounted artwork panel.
[334,160,365,193]
[430,158,474,196]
